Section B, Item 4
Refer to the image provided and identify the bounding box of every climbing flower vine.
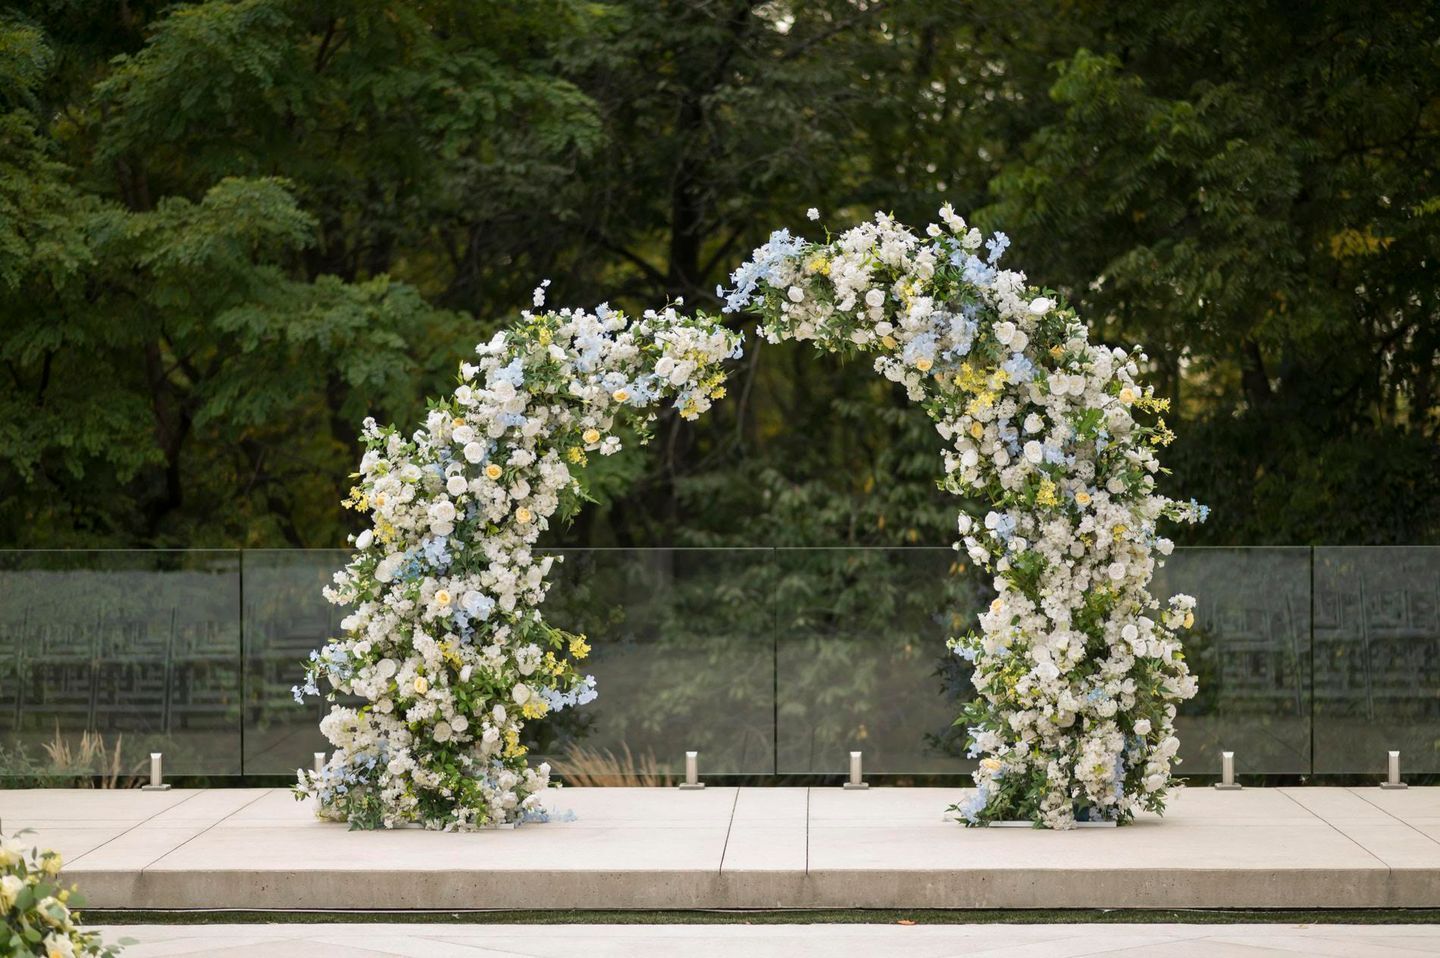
[722,205,1206,828]
[294,287,740,829]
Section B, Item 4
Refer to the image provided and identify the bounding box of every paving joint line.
[137,788,277,872]
[717,787,741,875]
[1276,787,1392,871]
[1347,786,1440,847]
[67,788,208,867]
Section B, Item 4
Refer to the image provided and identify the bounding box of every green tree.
[981,0,1440,543]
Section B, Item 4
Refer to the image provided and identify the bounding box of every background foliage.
[2,0,1437,549]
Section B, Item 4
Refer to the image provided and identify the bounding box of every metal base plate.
[843,783,870,790]
[1380,782,1409,790]
[141,784,172,791]
[1213,783,1244,790]
[677,783,706,790]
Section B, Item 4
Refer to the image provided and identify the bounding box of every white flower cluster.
[723,206,1207,828]
[295,289,741,829]
[1,834,120,957]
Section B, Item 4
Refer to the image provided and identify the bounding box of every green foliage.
[0,0,1436,548]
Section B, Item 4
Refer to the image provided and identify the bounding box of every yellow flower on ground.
[582,428,601,444]
[484,463,503,480]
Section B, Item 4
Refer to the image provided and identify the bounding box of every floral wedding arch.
[295,206,1205,831]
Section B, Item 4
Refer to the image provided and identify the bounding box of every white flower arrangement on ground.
[721,206,1207,828]
[1,833,125,957]
[294,286,741,829]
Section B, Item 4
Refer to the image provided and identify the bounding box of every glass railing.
[1,547,1436,779]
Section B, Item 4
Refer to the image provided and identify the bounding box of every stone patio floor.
[1,785,1436,910]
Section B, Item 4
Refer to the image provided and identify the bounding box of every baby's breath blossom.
[722,207,1206,829]
[295,295,741,830]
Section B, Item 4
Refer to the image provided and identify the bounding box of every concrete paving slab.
[84,924,1440,958]
[5,786,1438,909]
[0,787,196,824]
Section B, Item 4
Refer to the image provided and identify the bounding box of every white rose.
[864,288,885,308]
[354,529,374,550]
[433,722,453,743]
[512,684,532,705]
[1134,719,1152,736]
[452,424,475,444]
[446,475,467,497]
[0,874,23,909]
[463,442,485,463]
[1107,562,1127,582]
[787,286,805,302]
[1023,440,1044,464]
[1028,297,1053,315]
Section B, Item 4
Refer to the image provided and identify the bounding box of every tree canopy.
[2,0,1436,548]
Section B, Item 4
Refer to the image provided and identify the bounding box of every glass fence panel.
[0,550,241,779]
[1314,547,1440,774]
[242,549,353,775]
[1153,547,1312,775]
[775,548,984,775]
[533,549,776,777]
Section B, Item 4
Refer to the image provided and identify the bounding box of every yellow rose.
[434,589,451,606]
[990,598,1004,615]
[915,357,933,372]
[516,506,533,524]
[612,389,629,403]
[1119,387,1136,404]
[880,335,898,350]
[1075,491,1092,507]
[1183,612,1195,629]
[452,418,465,428]
[969,421,984,439]
[582,428,601,444]
[40,852,62,877]
[413,676,429,695]
[484,463,502,480]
